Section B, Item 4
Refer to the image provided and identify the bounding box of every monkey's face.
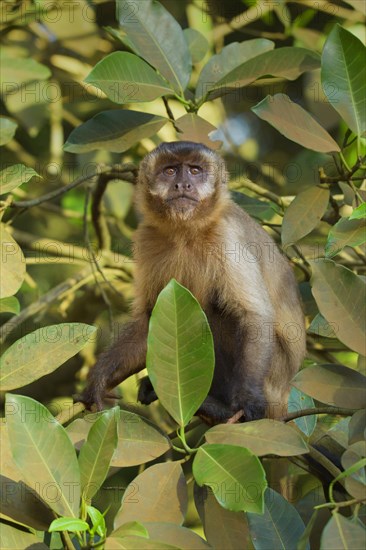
[138,142,228,223]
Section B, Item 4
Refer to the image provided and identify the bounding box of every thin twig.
[283,406,358,422]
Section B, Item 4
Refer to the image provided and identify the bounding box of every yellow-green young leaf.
[87,505,107,538]
[78,407,119,502]
[0,522,48,550]
[325,217,366,257]
[205,419,309,456]
[114,463,187,528]
[0,117,17,146]
[291,364,366,409]
[320,513,366,550]
[322,25,366,136]
[247,488,307,549]
[49,517,89,533]
[252,94,340,152]
[281,186,330,247]
[0,323,97,391]
[85,52,173,103]
[111,522,149,539]
[0,164,39,194]
[310,259,366,355]
[64,110,167,154]
[0,296,20,314]
[349,202,366,220]
[147,279,215,427]
[193,444,267,513]
[0,224,25,298]
[6,394,80,517]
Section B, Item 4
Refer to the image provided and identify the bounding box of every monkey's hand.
[76,384,105,412]
[137,376,158,405]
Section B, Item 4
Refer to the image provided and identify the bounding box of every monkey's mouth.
[167,195,199,205]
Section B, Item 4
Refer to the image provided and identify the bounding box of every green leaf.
[288,387,317,437]
[0,323,97,391]
[0,117,17,145]
[205,419,309,456]
[252,94,340,152]
[105,536,178,549]
[143,523,209,549]
[49,517,89,533]
[85,52,173,103]
[146,279,215,427]
[310,259,366,355]
[174,113,220,148]
[196,39,274,100]
[0,164,39,195]
[291,364,366,409]
[281,186,330,247]
[87,505,107,538]
[308,313,338,338]
[183,28,209,64]
[325,217,366,257]
[112,521,149,539]
[0,522,48,549]
[0,296,20,314]
[322,25,366,136]
[116,0,191,93]
[0,223,26,299]
[0,54,51,91]
[232,191,280,222]
[320,512,366,549]
[350,202,366,220]
[247,488,308,550]
[79,407,119,502]
[341,442,366,499]
[193,443,267,513]
[6,394,80,517]
[114,462,187,528]
[349,410,366,444]
[197,47,320,101]
[64,110,167,153]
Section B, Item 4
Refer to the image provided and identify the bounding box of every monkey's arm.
[80,316,148,410]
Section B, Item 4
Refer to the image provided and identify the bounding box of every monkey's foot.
[226,409,244,424]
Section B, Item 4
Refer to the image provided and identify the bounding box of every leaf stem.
[283,406,358,422]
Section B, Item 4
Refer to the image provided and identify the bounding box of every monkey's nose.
[174,182,192,191]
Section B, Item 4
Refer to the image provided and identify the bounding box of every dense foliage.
[0,1,365,549]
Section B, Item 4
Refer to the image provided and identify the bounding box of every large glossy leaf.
[325,217,366,257]
[6,395,80,517]
[114,462,187,528]
[85,52,173,104]
[320,512,366,549]
[288,387,317,437]
[291,364,366,409]
[349,202,366,220]
[247,488,308,550]
[252,94,340,152]
[205,419,309,456]
[196,39,274,100]
[183,29,209,64]
[281,186,330,247]
[116,0,191,93]
[193,443,267,513]
[0,224,25,298]
[105,537,178,549]
[64,110,167,153]
[197,47,320,101]
[322,25,366,136]
[146,279,215,427]
[0,323,97,391]
[0,164,39,195]
[0,117,17,145]
[0,522,48,550]
[78,407,119,502]
[310,259,366,355]
[174,114,221,148]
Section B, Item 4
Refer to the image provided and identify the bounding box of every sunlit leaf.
[78,407,119,502]
[349,202,366,220]
[0,323,97,391]
[322,25,366,136]
[205,419,309,456]
[49,517,89,532]
[193,443,267,513]
[64,110,167,153]
[183,28,209,64]
[281,186,330,246]
[292,364,366,409]
[247,488,308,550]
[0,224,25,298]
[325,217,366,257]
[6,395,80,517]
[0,164,39,194]
[310,259,366,355]
[112,522,149,539]
[87,505,107,538]
[0,55,51,91]
[114,462,187,528]
[85,52,173,103]
[0,117,17,145]
[146,279,215,427]
[0,296,20,314]
[252,94,340,152]
[116,0,191,93]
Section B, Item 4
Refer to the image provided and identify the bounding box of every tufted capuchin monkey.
[80,141,306,422]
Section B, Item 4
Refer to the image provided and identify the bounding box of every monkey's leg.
[196,395,239,424]
[79,317,148,410]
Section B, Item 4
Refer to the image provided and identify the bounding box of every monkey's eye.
[189,166,202,175]
[164,167,177,176]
